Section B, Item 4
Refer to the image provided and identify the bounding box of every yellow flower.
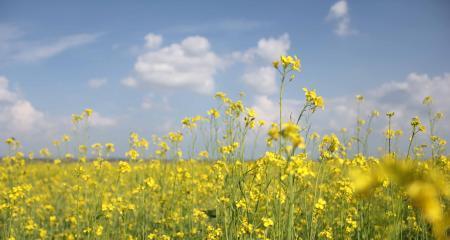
[105,143,115,153]
[319,227,333,239]
[138,138,149,149]
[95,226,103,236]
[53,140,61,147]
[39,229,47,238]
[157,141,170,153]
[355,94,364,102]
[418,125,426,132]
[84,108,93,117]
[5,137,16,145]
[315,198,326,211]
[24,218,37,232]
[214,91,226,98]
[199,151,209,158]
[126,149,139,161]
[182,117,195,128]
[384,129,395,139]
[207,108,220,118]
[193,208,208,222]
[422,96,432,105]
[406,181,442,222]
[71,114,83,124]
[350,169,377,195]
[147,233,157,240]
[280,122,299,137]
[118,161,132,173]
[219,142,239,155]
[49,216,57,224]
[435,112,444,120]
[91,143,102,150]
[261,217,274,228]
[267,123,280,141]
[272,60,279,69]
[62,134,71,142]
[410,116,421,127]
[78,144,88,154]
[371,110,380,117]
[130,132,139,143]
[303,88,325,111]
[39,148,51,157]
[310,132,320,140]
[280,55,301,71]
[235,199,247,209]
[168,132,183,143]
[395,129,403,136]
[320,134,343,160]
[79,156,87,163]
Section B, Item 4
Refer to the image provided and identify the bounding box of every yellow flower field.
[1,55,449,240]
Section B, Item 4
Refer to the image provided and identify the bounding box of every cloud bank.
[252,73,450,137]
[327,0,357,37]
[125,34,222,95]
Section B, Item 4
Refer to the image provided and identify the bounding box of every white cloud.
[145,33,163,49]
[242,67,277,95]
[329,0,348,18]
[88,78,107,88]
[0,25,100,63]
[4,100,45,133]
[140,94,172,111]
[0,76,123,153]
[14,33,100,62]
[236,33,290,63]
[316,73,450,134]
[129,34,222,94]
[252,95,278,123]
[252,95,301,124]
[370,73,450,109]
[90,112,117,127]
[121,77,138,88]
[125,33,288,96]
[236,34,290,95]
[255,33,290,62]
[327,0,357,37]
[141,96,153,110]
[0,76,46,133]
[252,73,450,138]
[0,76,119,144]
[0,76,18,102]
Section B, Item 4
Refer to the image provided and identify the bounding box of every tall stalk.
[279,72,286,153]
[386,112,394,156]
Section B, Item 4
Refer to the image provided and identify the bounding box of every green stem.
[279,73,286,154]
[388,117,392,155]
[406,129,416,159]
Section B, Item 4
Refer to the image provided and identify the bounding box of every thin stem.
[296,104,309,126]
[388,117,392,155]
[406,129,416,159]
[279,72,286,154]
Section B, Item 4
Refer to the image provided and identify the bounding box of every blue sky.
[1,0,449,156]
